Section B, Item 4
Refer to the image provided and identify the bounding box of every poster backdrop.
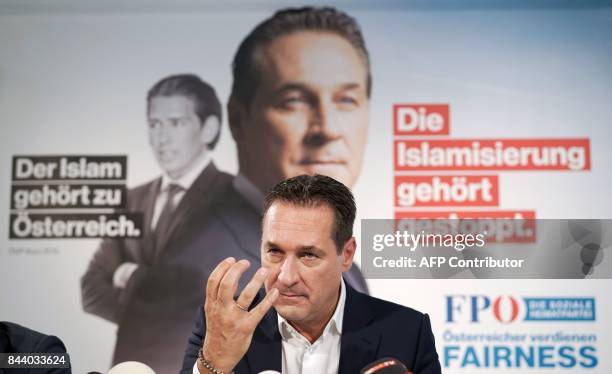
[1,1,611,373]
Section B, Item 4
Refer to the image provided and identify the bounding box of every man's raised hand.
[200,257,279,373]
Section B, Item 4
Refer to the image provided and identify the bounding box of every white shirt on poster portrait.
[192,279,346,374]
[112,152,211,289]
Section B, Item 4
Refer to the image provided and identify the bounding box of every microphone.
[359,357,411,374]
[108,361,156,374]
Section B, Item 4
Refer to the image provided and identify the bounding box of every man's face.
[232,31,370,192]
[261,201,355,328]
[148,95,208,179]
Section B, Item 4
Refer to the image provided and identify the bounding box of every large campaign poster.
[1,1,611,373]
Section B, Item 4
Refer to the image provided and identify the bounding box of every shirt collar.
[233,173,265,212]
[160,152,211,192]
[277,277,346,341]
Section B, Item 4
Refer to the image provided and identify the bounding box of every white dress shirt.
[278,278,346,374]
[193,279,346,374]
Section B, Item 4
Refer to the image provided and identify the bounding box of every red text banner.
[395,175,499,208]
[394,104,450,136]
[394,138,591,171]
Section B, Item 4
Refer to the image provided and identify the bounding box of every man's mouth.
[278,291,307,301]
[157,151,175,160]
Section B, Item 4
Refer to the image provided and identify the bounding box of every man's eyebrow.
[263,241,283,250]
[148,115,189,120]
[263,242,326,255]
[298,246,326,256]
[272,81,364,96]
[337,82,362,91]
[272,82,312,96]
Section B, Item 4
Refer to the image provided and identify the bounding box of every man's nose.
[305,100,341,146]
[277,257,300,287]
[156,123,172,144]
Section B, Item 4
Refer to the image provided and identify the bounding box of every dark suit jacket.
[80,162,233,373]
[0,322,70,374]
[181,284,442,374]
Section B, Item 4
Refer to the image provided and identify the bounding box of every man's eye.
[337,96,358,106]
[280,96,308,109]
[148,121,160,129]
[170,119,184,127]
[301,252,318,260]
[266,249,283,262]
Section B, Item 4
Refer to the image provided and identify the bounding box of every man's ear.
[227,96,246,144]
[200,116,220,147]
[340,237,357,272]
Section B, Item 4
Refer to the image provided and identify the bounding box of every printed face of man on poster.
[227,13,371,192]
[147,86,220,179]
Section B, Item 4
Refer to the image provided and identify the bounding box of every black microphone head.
[359,357,410,374]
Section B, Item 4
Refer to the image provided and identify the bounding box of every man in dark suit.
[0,321,70,374]
[182,175,441,374]
[80,74,232,373]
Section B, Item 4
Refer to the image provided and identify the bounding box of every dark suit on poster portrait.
[81,162,232,369]
[80,74,233,373]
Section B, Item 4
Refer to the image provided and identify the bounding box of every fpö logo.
[446,295,596,324]
[444,295,598,370]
